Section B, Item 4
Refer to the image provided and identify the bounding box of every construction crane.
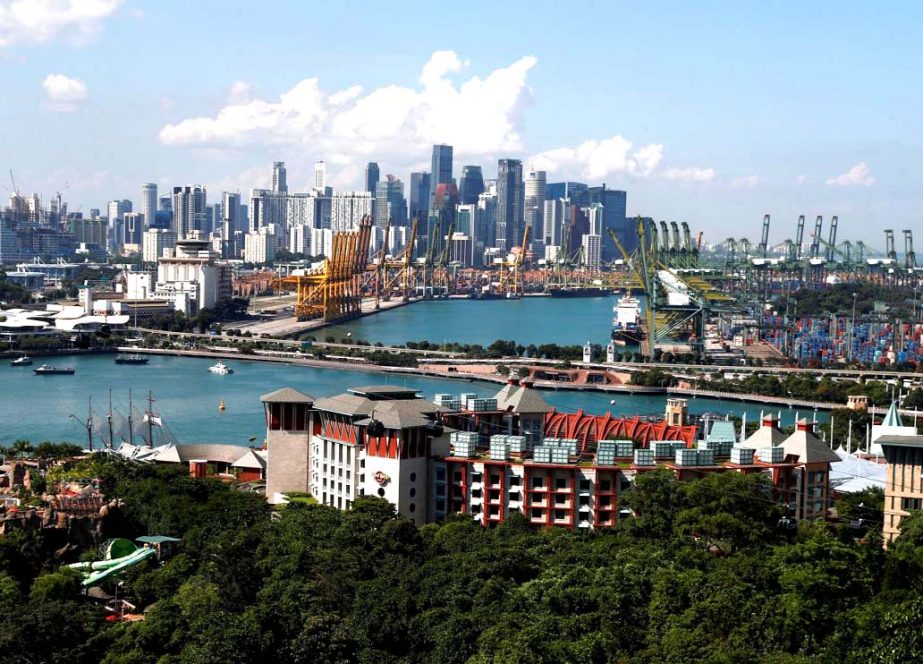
[904,230,916,269]
[794,215,805,260]
[372,217,391,309]
[825,216,838,262]
[758,214,770,258]
[724,238,737,274]
[434,221,454,296]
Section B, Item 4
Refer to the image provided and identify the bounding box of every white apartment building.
[330,192,372,232]
[582,233,602,269]
[155,238,222,315]
[143,228,177,263]
[244,226,278,264]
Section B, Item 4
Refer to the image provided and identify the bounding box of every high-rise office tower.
[159,195,172,213]
[107,199,132,225]
[365,162,380,196]
[374,175,407,228]
[314,161,326,191]
[524,168,547,243]
[171,185,207,237]
[409,172,431,222]
[141,183,157,229]
[496,159,524,250]
[587,186,629,259]
[272,162,287,194]
[221,192,241,257]
[458,165,484,205]
[428,144,453,212]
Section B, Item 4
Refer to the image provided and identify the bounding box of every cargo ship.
[611,294,645,345]
[547,286,610,298]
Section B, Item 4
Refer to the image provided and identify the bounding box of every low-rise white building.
[155,238,224,315]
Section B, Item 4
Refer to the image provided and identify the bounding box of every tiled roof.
[260,387,315,404]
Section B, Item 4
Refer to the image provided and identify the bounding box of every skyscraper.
[409,172,431,223]
[272,162,287,194]
[314,161,326,192]
[141,183,157,229]
[374,175,407,228]
[524,169,546,244]
[365,162,380,196]
[587,186,628,258]
[428,144,453,212]
[221,192,242,257]
[171,185,207,238]
[496,159,524,250]
[458,165,484,205]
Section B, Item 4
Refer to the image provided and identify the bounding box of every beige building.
[879,434,923,544]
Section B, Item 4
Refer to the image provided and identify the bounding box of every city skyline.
[1,1,920,238]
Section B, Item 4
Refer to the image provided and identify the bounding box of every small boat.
[10,356,32,366]
[114,354,150,365]
[33,364,75,375]
[208,362,233,375]
[218,400,226,411]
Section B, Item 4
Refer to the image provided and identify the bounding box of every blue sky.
[1,0,920,243]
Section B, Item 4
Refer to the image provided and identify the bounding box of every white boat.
[612,294,645,343]
[208,361,233,375]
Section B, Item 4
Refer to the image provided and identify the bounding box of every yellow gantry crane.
[274,215,373,322]
[497,224,531,298]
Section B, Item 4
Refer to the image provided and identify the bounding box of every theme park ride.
[68,535,180,588]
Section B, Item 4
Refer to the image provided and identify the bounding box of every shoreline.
[117,346,845,412]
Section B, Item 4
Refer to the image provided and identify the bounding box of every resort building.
[263,380,841,530]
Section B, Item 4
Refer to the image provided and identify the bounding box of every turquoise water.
[0,355,823,445]
[323,297,616,347]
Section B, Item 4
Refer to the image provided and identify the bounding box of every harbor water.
[322,297,617,347]
[0,354,826,445]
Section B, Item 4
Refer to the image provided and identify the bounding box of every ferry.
[10,356,32,367]
[33,364,76,375]
[611,294,645,345]
[114,354,150,365]
[208,361,233,375]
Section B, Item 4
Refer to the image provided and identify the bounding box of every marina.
[0,353,826,445]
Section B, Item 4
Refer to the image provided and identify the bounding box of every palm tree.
[11,439,33,459]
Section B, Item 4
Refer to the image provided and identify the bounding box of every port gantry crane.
[609,218,732,357]
[274,215,373,322]
[496,224,531,298]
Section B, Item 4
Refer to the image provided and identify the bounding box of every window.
[579,496,590,506]
[338,446,343,463]
[509,476,521,486]
[489,506,499,516]
[471,489,482,499]
[471,504,481,514]
[346,447,351,463]
[555,494,567,505]
[410,472,417,482]
[471,472,482,483]
[409,503,416,513]
[435,499,445,512]
[345,485,351,495]
[346,471,351,480]
[579,479,591,492]
[377,488,385,497]
[436,485,445,497]
[532,477,545,489]
[554,509,566,521]
[454,471,462,482]
[599,479,612,492]
[531,508,543,519]
[409,488,416,498]
[902,497,923,511]
[509,492,520,502]
[436,468,446,481]
[555,478,567,490]
[490,472,501,486]
[599,496,611,507]
[338,468,343,477]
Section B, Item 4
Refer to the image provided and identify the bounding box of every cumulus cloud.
[729,175,760,189]
[0,0,122,47]
[160,51,537,178]
[826,161,875,187]
[661,166,717,182]
[42,73,87,110]
[530,137,664,180]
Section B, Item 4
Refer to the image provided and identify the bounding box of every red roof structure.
[543,409,697,454]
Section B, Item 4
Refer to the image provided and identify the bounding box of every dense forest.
[0,460,920,663]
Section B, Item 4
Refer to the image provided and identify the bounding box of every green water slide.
[77,547,157,587]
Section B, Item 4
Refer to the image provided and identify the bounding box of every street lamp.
[849,292,859,363]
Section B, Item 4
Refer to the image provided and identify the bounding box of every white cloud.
[228,80,252,103]
[159,51,537,184]
[661,166,717,182]
[0,0,122,47]
[530,137,664,181]
[796,174,809,185]
[42,73,87,111]
[826,161,875,187]
[730,175,760,189]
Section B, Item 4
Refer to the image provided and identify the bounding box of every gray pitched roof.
[348,385,422,399]
[779,429,841,464]
[494,382,552,414]
[739,423,787,449]
[260,387,315,404]
[315,390,442,429]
